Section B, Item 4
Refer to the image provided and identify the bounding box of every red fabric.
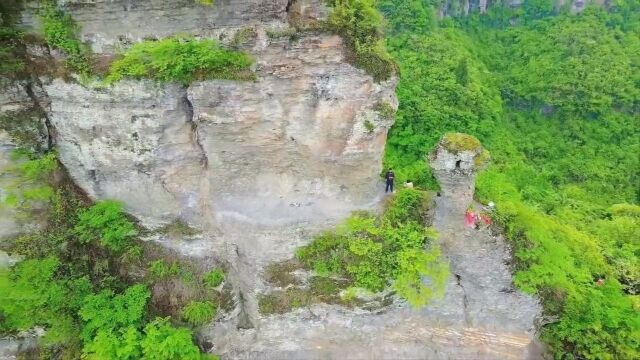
[480,214,492,225]
[465,211,475,228]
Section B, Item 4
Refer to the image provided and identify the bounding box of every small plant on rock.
[74,200,137,252]
[364,119,375,134]
[203,268,225,288]
[181,301,217,326]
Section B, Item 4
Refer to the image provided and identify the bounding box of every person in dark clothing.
[385,169,395,193]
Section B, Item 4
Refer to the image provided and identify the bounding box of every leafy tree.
[0,257,92,345]
[79,284,150,343]
[39,0,91,75]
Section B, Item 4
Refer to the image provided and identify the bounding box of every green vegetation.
[39,0,91,75]
[75,200,137,253]
[3,151,58,209]
[147,259,181,280]
[363,119,375,133]
[380,0,640,358]
[0,1,25,76]
[325,0,397,82]
[375,101,396,121]
[0,153,218,358]
[203,268,225,288]
[105,36,255,85]
[441,132,481,153]
[181,301,217,326]
[261,188,448,313]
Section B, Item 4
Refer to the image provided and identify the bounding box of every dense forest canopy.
[380,0,639,358]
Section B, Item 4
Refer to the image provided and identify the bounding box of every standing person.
[385,168,395,193]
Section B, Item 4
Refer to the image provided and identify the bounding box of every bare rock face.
[21,0,326,53]
[41,34,397,229]
[42,79,207,227]
[188,35,396,226]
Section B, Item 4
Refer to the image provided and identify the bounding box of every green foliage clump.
[75,200,137,252]
[181,301,217,326]
[325,0,397,82]
[382,188,432,225]
[3,151,58,208]
[203,268,225,288]
[295,189,448,307]
[39,0,91,75]
[380,0,640,357]
[79,286,206,360]
[375,101,396,120]
[363,119,375,133]
[105,36,254,85]
[147,260,181,280]
[78,284,150,343]
[441,132,481,153]
[0,1,25,76]
[1,163,213,357]
[140,318,210,360]
[0,257,91,345]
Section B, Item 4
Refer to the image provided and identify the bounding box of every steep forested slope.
[380,0,640,358]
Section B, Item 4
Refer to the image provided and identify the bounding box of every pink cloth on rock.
[465,211,475,228]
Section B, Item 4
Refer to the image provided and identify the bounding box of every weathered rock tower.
[429,133,489,211]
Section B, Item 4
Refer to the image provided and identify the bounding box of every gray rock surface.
[201,142,544,359]
[41,33,396,228]
[42,79,206,227]
[21,0,325,53]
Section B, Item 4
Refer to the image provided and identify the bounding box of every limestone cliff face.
[21,0,397,230]
[21,0,324,53]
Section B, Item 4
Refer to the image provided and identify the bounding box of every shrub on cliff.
[181,301,217,326]
[105,36,254,85]
[295,189,448,307]
[325,0,397,82]
[39,0,91,75]
[75,200,137,253]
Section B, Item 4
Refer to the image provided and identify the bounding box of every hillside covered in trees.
[380,0,639,358]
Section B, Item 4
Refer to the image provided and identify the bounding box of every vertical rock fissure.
[182,92,208,168]
[286,0,295,13]
[23,81,53,151]
[455,273,472,326]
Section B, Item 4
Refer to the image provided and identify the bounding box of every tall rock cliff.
[3,1,400,351]
[19,0,397,229]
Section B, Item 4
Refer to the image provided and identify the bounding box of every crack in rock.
[182,92,208,168]
[455,273,472,327]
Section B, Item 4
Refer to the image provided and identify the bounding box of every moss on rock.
[441,132,481,154]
